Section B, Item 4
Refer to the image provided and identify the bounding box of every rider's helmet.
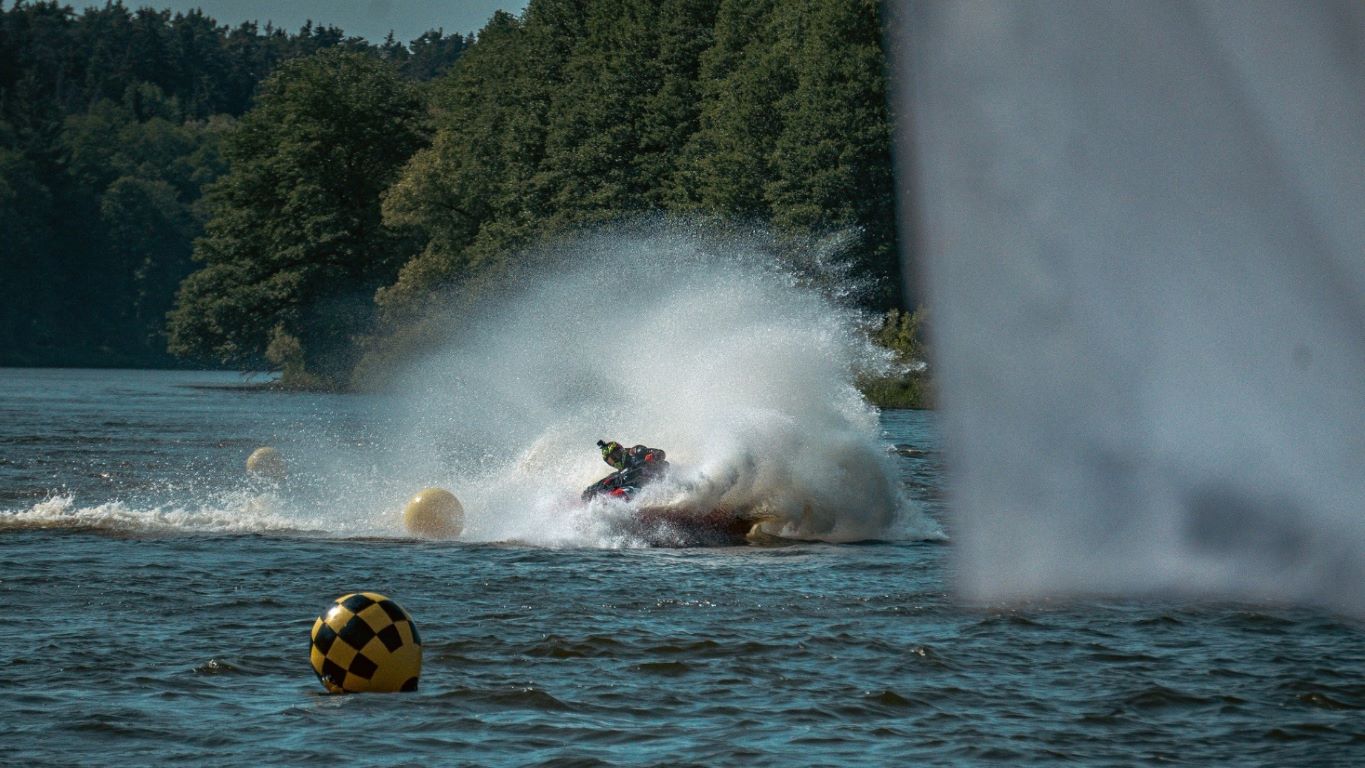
[598,440,624,466]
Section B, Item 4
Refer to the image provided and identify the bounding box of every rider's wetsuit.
[583,440,669,501]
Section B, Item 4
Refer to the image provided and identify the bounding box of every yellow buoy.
[402,487,464,539]
[246,446,286,479]
[309,592,421,693]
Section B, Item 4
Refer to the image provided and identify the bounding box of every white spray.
[380,220,938,545]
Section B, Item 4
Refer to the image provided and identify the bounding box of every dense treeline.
[3,0,927,404]
[376,0,899,324]
[0,0,466,366]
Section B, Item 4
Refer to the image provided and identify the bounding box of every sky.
[71,0,531,43]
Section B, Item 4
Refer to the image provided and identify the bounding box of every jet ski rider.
[583,440,669,500]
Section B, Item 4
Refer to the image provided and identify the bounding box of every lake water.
[1,369,1361,765]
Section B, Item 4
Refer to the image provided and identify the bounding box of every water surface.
[2,370,1361,766]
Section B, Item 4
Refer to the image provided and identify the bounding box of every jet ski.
[581,463,663,502]
[582,464,772,546]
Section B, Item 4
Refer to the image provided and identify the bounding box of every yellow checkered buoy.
[309,592,421,693]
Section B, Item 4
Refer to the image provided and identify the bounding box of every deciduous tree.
[168,49,426,382]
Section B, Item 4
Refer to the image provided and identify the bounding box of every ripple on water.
[445,685,578,713]
[3,383,1364,765]
[633,660,691,676]
[859,688,934,712]
[525,634,628,659]
[1279,680,1365,711]
[1117,684,1230,711]
[191,659,242,675]
[1295,691,1357,711]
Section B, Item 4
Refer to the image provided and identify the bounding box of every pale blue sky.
[72,1,530,43]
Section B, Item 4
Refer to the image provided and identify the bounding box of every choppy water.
[2,369,1362,766]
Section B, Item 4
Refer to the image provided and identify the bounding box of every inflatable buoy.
[402,487,464,539]
[246,446,286,479]
[309,592,422,694]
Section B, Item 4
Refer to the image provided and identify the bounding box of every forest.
[0,0,928,405]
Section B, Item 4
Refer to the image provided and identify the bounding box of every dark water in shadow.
[2,370,1361,765]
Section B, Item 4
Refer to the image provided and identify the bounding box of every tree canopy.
[0,0,466,367]
[378,0,900,329]
[166,49,427,382]
[5,0,917,399]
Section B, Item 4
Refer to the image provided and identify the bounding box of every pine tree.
[765,0,898,304]
[640,0,719,206]
[671,0,788,217]
[378,11,530,319]
[378,3,589,320]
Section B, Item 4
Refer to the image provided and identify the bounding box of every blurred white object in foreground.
[894,1,1365,614]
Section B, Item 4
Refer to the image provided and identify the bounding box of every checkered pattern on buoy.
[309,592,421,693]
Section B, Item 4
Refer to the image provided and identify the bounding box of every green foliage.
[0,71,224,365]
[765,0,897,304]
[861,308,933,409]
[377,0,899,299]
[378,4,591,322]
[0,1,464,367]
[385,29,472,81]
[670,0,786,217]
[6,0,910,386]
[860,374,933,411]
[363,0,907,379]
[527,0,719,220]
[99,175,196,348]
[634,0,719,206]
[264,324,325,389]
[0,124,56,359]
[167,49,427,383]
[873,307,928,364]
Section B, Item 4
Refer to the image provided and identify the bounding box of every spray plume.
[380,219,940,545]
